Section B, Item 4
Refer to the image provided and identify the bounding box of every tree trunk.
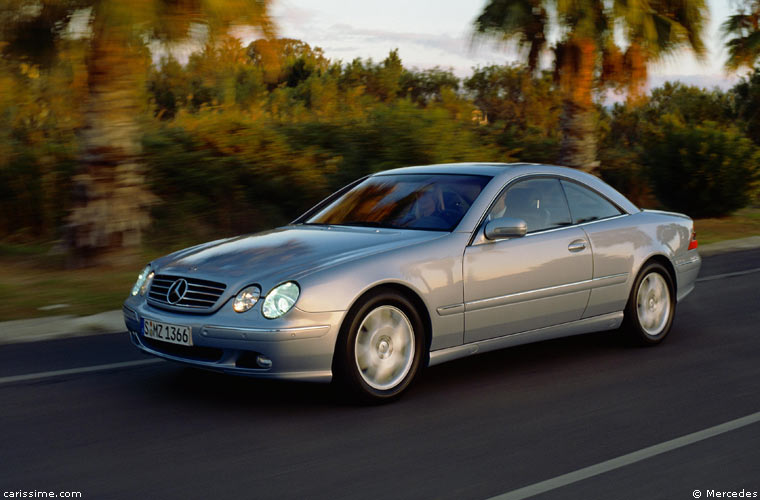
[67,25,155,267]
[557,37,599,173]
[624,42,648,106]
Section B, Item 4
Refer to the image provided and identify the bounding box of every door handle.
[568,239,587,252]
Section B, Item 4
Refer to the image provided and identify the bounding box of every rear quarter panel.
[582,210,697,319]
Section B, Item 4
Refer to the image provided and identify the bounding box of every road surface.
[1,249,759,499]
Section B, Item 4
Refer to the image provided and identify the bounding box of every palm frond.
[473,0,548,70]
[723,2,760,70]
[726,29,760,70]
[614,0,708,60]
[721,13,754,37]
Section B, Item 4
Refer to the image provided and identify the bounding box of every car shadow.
[130,325,658,411]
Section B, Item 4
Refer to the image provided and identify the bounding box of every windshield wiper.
[335,221,390,228]
[576,216,599,224]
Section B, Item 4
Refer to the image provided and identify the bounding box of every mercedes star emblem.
[167,279,189,304]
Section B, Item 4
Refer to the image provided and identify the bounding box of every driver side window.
[489,178,572,233]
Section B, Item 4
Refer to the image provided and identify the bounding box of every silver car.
[124,163,701,401]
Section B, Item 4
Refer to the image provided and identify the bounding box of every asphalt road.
[1,249,759,500]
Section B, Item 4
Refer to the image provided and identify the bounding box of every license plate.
[143,318,193,346]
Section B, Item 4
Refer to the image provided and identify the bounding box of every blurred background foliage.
[1,4,760,254]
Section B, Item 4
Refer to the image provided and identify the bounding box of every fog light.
[256,355,272,369]
[123,306,138,322]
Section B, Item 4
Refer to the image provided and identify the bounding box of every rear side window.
[561,181,622,224]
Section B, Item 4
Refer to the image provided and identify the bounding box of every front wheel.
[623,262,676,345]
[334,291,424,403]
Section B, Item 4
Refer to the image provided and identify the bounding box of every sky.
[268,0,742,91]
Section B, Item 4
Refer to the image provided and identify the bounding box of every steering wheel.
[439,191,468,225]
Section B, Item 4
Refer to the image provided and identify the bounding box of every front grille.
[148,274,227,310]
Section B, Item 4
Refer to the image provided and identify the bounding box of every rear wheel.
[334,291,424,403]
[623,262,676,345]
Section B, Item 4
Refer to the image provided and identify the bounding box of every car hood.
[152,225,446,286]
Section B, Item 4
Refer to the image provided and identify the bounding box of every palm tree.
[1,1,273,266]
[722,0,760,71]
[474,0,707,172]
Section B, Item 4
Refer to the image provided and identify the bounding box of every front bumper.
[123,298,344,382]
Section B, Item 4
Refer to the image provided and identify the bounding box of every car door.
[463,177,593,343]
[560,179,633,318]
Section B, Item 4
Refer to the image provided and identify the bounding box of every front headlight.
[233,285,261,313]
[131,265,153,296]
[262,282,300,319]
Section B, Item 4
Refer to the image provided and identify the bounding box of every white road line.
[0,359,163,385]
[487,411,760,500]
[697,267,760,282]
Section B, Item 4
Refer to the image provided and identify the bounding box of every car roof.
[375,162,522,177]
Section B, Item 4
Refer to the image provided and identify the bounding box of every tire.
[333,291,425,403]
[623,262,676,345]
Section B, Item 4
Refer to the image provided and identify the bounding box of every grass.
[0,244,170,322]
[1,208,759,322]
[694,207,760,245]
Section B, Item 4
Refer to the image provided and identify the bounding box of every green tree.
[399,67,460,106]
[464,65,561,163]
[599,82,737,207]
[0,29,85,241]
[646,82,734,125]
[731,69,760,144]
[247,38,328,88]
[1,0,274,265]
[473,0,707,172]
[148,56,188,120]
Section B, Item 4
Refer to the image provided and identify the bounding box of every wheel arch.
[339,282,433,364]
[637,254,677,295]
[623,253,678,345]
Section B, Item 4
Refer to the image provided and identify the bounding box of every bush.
[142,112,338,244]
[140,101,508,245]
[642,120,760,217]
[597,147,655,209]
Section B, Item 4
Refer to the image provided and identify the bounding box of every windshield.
[305,174,492,231]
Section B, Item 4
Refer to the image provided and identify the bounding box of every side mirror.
[485,216,527,240]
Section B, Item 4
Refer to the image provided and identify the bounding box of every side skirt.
[428,312,624,367]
